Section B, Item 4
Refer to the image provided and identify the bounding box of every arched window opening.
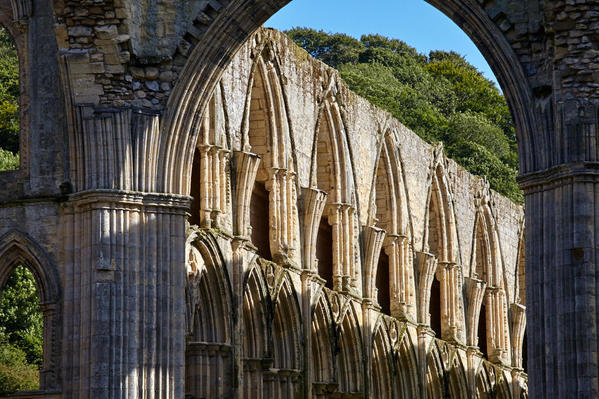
[185,245,233,399]
[376,251,390,315]
[0,265,42,394]
[478,300,488,358]
[315,218,333,289]
[250,181,271,260]
[429,277,442,337]
[372,327,392,399]
[189,148,203,227]
[0,26,19,171]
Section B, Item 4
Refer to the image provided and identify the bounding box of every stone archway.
[154,3,599,398]
[23,0,599,398]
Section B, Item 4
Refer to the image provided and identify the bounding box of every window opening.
[0,265,42,394]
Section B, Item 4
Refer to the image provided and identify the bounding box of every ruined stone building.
[0,0,596,398]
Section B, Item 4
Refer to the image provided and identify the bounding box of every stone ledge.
[68,189,192,210]
[518,162,599,191]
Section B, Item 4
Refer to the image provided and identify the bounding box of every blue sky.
[265,0,499,87]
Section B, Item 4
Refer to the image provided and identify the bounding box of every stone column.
[62,191,189,398]
[436,262,465,343]
[385,234,416,321]
[521,166,599,398]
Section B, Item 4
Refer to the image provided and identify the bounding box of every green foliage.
[0,265,42,394]
[286,27,364,68]
[447,140,522,203]
[285,28,522,203]
[0,26,18,163]
[0,266,43,368]
[0,340,39,395]
[0,148,18,171]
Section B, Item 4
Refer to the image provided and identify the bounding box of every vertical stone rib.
[416,251,437,325]
[301,187,327,271]
[362,225,386,300]
[465,277,486,347]
[510,303,526,369]
[233,151,260,237]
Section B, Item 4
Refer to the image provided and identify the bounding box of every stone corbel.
[510,303,526,369]
[362,225,386,301]
[416,251,437,325]
[465,277,487,347]
[301,187,327,271]
[233,151,260,238]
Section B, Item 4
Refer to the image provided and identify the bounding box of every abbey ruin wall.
[219,28,524,303]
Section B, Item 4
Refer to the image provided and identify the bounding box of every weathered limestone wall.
[179,28,526,399]
[219,28,524,302]
[0,0,595,397]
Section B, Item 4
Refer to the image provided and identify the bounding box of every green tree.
[0,265,43,367]
[286,27,364,68]
[0,148,18,171]
[0,265,42,394]
[0,26,19,161]
[0,340,39,394]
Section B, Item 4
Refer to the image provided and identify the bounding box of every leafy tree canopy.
[285,27,522,203]
[0,26,18,168]
[0,266,42,394]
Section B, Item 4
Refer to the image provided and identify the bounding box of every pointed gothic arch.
[242,265,270,359]
[367,129,415,319]
[311,82,361,293]
[423,158,458,264]
[272,274,301,370]
[397,331,420,398]
[476,364,493,399]
[371,318,394,399]
[422,153,465,343]
[242,264,271,398]
[311,293,336,397]
[184,229,234,399]
[426,341,447,399]
[264,272,302,397]
[447,355,469,399]
[337,303,363,395]
[0,230,61,391]
[469,192,511,364]
[189,82,232,229]
[243,41,300,265]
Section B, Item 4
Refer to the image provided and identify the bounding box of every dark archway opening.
[430,277,442,337]
[189,148,203,227]
[315,217,333,289]
[478,301,488,358]
[376,251,390,315]
[250,181,271,260]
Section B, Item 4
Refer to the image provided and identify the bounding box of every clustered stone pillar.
[522,169,599,398]
[62,192,189,398]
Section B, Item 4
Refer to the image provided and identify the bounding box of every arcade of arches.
[0,0,596,398]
